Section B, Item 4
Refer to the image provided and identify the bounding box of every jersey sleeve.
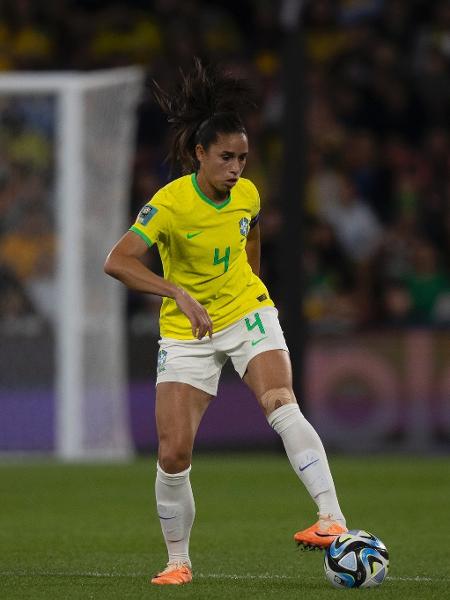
[250,212,260,229]
[248,179,261,225]
[129,193,170,248]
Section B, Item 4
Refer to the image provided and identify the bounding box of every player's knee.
[158,444,192,474]
[260,386,296,416]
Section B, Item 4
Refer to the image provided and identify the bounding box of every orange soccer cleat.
[294,513,348,550]
[151,561,193,585]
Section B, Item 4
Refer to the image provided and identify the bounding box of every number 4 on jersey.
[213,246,230,273]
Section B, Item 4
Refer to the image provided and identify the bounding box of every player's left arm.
[245,222,260,276]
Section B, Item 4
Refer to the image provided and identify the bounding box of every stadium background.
[1,2,450,599]
[1,0,449,454]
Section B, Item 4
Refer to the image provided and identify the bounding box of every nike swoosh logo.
[186,231,203,239]
[299,458,319,472]
[158,515,177,520]
[251,336,268,346]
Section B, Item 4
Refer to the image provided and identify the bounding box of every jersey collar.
[191,173,231,210]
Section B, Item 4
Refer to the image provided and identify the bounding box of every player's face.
[196,132,248,199]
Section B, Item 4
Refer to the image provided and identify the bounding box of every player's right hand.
[174,288,213,339]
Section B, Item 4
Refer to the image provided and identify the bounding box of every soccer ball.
[324,530,389,589]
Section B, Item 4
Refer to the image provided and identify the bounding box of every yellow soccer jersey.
[130,173,274,339]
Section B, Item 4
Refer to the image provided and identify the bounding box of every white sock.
[267,404,345,524]
[155,463,195,567]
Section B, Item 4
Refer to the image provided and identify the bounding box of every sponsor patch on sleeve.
[138,204,158,225]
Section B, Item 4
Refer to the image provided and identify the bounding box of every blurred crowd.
[0,0,449,335]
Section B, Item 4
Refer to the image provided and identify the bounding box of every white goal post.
[0,68,144,459]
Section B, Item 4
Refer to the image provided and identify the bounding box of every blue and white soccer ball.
[324,530,389,589]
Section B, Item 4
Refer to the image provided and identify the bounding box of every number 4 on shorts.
[245,312,265,335]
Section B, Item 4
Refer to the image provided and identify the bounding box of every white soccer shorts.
[156,306,289,395]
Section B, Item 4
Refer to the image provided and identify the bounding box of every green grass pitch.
[1,454,449,599]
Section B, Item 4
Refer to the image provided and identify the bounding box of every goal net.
[0,68,144,459]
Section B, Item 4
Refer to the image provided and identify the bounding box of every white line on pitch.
[0,571,447,583]
[197,574,447,583]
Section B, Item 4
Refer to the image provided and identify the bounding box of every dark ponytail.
[153,58,256,174]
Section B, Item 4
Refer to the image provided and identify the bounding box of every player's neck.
[195,172,228,204]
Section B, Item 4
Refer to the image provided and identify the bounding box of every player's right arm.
[104,231,213,339]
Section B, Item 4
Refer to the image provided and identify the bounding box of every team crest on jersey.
[239,217,250,237]
[138,204,158,225]
[157,349,167,374]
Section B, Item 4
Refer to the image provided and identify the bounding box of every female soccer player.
[104,60,347,585]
